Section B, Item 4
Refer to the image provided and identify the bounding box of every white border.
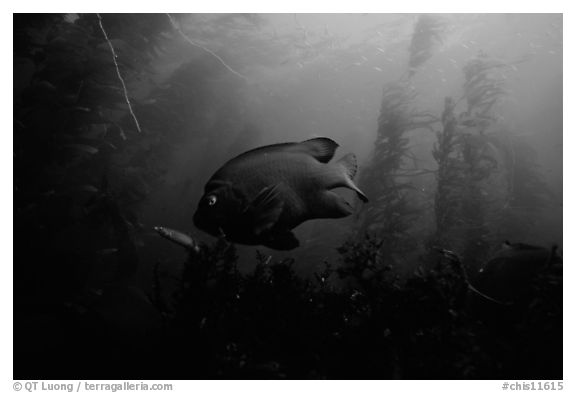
[5,4,570,391]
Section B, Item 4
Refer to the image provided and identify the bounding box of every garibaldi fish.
[193,137,368,250]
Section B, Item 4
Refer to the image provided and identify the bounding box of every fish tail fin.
[337,153,358,179]
[335,153,369,203]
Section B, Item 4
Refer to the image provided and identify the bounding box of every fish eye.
[207,195,217,206]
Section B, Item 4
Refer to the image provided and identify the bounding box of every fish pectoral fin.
[263,231,300,250]
[245,184,285,236]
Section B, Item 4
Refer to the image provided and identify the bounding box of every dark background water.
[13,13,562,379]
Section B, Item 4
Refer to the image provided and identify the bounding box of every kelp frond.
[462,52,510,118]
[408,14,447,77]
[357,81,436,255]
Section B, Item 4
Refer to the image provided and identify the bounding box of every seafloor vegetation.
[15,237,562,379]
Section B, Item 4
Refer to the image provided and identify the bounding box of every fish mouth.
[193,210,228,239]
[193,211,216,235]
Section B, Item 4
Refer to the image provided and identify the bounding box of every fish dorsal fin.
[297,137,339,163]
[244,184,285,236]
[228,137,338,165]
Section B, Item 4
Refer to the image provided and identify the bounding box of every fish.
[472,241,561,303]
[193,137,368,250]
[154,226,200,252]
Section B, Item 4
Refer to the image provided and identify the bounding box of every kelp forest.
[13,14,562,379]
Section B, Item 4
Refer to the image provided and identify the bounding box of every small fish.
[193,138,368,250]
[154,226,199,252]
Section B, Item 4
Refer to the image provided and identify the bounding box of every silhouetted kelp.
[430,53,548,266]
[140,237,561,379]
[356,81,437,263]
[491,134,555,243]
[408,14,447,77]
[13,230,562,379]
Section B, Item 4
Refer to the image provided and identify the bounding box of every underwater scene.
[13,13,562,379]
